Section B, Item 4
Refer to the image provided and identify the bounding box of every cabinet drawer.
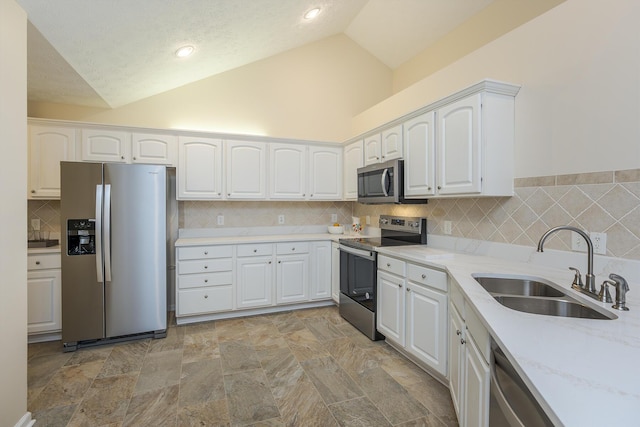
[407,264,447,292]
[237,243,273,257]
[28,253,61,270]
[378,255,406,276]
[276,241,310,255]
[178,272,232,289]
[466,306,491,363]
[178,259,232,275]
[178,245,233,260]
[450,280,465,319]
[177,286,233,316]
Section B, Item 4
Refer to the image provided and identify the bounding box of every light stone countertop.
[377,244,640,427]
[27,246,61,254]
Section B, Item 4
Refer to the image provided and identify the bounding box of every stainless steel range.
[338,215,427,340]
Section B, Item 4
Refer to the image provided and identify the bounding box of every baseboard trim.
[15,412,35,427]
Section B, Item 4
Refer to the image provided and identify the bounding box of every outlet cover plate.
[590,232,607,255]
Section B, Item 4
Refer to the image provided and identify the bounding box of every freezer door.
[103,164,167,337]
[61,162,105,343]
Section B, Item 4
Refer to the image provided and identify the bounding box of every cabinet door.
[276,254,309,304]
[437,94,482,195]
[406,283,447,376]
[376,271,405,345]
[381,124,403,161]
[308,146,342,200]
[227,141,266,199]
[27,269,62,334]
[236,257,273,308]
[310,241,331,300]
[178,136,223,199]
[404,112,436,197]
[29,125,76,199]
[343,141,363,200]
[331,242,340,303]
[464,336,490,427]
[269,143,306,199]
[449,303,465,422]
[132,133,177,166]
[363,134,381,166]
[81,129,130,163]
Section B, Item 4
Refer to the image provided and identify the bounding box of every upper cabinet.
[308,146,342,200]
[226,141,267,199]
[28,125,76,199]
[178,136,224,200]
[269,143,307,200]
[404,112,436,197]
[363,124,403,166]
[81,129,130,163]
[343,140,363,200]
[131,133,177,166]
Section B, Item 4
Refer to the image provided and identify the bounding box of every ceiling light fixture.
[304,8,321,20]
[175,45,194,58]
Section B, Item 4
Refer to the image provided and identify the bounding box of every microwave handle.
[381,168,389,196]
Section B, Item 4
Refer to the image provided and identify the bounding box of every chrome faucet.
[537,226,597,296]
[607,274,630,311]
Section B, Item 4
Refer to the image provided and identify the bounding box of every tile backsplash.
[28,168,640,261]
[354,169,640,260]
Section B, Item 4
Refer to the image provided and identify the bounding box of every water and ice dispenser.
[67,219,96,255]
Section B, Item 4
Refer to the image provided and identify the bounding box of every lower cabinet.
[27,252,62,337]
[449,282,491,427]
[176,239,334,322]
[331,242,340,302]
[376,255,448,377]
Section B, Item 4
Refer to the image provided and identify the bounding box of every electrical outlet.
[366,215,371,225]
[590,232,607,255]
[331,213,337,223]
[571,233,587,252]
[217,215,224,226]
[443,221,452,235]
[31,218,40,231]
[278,214,285,225]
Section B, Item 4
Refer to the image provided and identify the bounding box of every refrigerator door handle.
[104,184,112,283]
[95,185,104,283]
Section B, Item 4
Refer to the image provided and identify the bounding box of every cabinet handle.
[204,294,208,299]
[421,274,426,279]
[456,329,461,336]
[35,261,40,265]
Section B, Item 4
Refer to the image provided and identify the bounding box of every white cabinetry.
[404,112,436,197]
[81,129,130,163]
[178,136,224,200]
[308,146,342,200]
[176,245,233,316]
[269,143,307,200]
[343,140,363,200]
[28,125,76,199]
[236,243,274,308]
[276,242,310,304]
[363,125,403,167]
[363,134,381,166]
[226,141,267,199]
[331,242,340,303]
[27,251,62,339]
[131,133,177,166]
[310,241,331,300]
[377,255,448,377]
[449,282,491,427]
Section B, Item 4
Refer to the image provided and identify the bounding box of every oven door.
[339,244,377,309]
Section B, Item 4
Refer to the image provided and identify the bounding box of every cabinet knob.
[218,192,221,196]
[121,156,125,160]
[387,263,391,267]
[204,279,208,283]
[133,156,136,160]
[310,194,313,197]
[278,260,281,264]
[268,261,272,264]
[35,261,40,265]
[228,193,231,196]
[303,194,305,197]
[31,190,36,194]
[204,294,208,299]
[204,265,208,269]
[253,249,257,253]
[460,338,466,345]
[204,251,208,255]
[437,186,442,190]
[421,274,426,279]
[291,247,295,251]
[398,284,402,288]
[406,287,410,292]
[456,329,461,336]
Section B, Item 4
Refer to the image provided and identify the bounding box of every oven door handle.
[339,244,376,260]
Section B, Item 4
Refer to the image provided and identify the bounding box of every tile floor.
[28,306,457,426]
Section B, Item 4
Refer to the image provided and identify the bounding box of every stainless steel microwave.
[357,159,427,204]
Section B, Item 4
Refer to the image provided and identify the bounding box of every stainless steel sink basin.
[473,274,566,297]
[493,296,617,320]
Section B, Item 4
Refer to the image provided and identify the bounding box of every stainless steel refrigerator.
[60,161,169,351]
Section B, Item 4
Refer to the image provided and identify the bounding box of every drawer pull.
[204,279,208,283]
[204,294,208,299]
[421,274,426,279]
[204,251,208,255]
[35,261,41,265]
[387,263,391,267]
[291,247,295,251]
[254,249,257,253]
[204,265,208,269]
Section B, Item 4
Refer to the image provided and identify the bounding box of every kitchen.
[3,0,640,426]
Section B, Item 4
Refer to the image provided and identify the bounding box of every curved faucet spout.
[537,226,595,293]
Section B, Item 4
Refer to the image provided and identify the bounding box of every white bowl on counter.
[327,225,344,234]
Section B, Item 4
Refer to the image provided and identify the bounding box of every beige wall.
[392,0,565,93]
[0,0,28,425]
[352,0,640,178]
[28,34,392,143]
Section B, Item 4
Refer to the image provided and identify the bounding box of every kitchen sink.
[473,274,617,320]
[493,296,616,320]
[473,274,566,297]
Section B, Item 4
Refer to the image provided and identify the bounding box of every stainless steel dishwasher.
[490,339,555,426]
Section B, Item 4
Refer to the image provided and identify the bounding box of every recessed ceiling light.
[175,45,194,58]
[304,8,321,20]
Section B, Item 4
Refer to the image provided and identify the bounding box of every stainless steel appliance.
[339,215,427,340]
[490,339,554,426]
[61,162,170,351]
[357,159,427,204]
